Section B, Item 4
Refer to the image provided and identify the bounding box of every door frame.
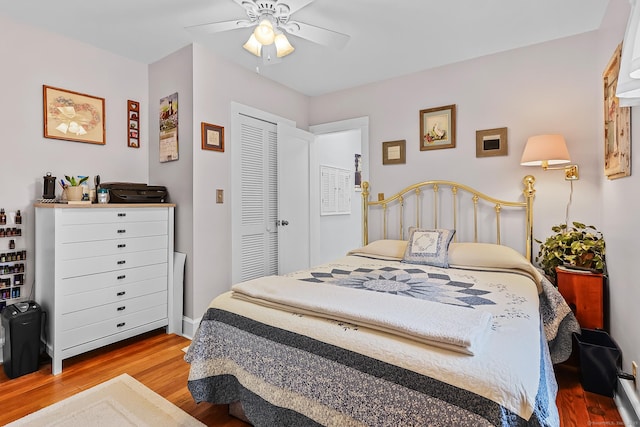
[309,117,369,266]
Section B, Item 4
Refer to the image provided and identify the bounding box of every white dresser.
[34,203,179,374]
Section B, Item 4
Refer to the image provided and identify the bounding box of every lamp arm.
[541,163,579,180]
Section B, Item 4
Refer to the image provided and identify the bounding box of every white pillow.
[448,242,543,289]
[347,239,407,260]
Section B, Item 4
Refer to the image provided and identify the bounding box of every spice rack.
[0,208,25,310]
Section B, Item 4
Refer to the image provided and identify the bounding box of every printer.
[99,182,168,203]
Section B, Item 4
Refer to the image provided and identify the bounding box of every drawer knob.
[117,291,126,296]
[117,213,127,217]
[117,229,127,234]
[117,275,126,280]
[117,306,126,311]
[117,322,126,328]
[117,260,126,265]
[117,244,126,248]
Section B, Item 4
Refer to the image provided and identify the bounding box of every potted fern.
[535,222,606,284]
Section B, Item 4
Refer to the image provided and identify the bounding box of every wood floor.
[0,328,624,426]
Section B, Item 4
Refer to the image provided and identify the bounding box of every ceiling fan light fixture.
[242,33,262,57]
[253,18,275,45]
[274,33,295,57]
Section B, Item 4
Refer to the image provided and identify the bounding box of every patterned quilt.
[186,253,571,426]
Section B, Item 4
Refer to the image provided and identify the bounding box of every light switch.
[216,189,224,204]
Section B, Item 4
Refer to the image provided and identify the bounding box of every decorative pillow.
[402,228,455,267]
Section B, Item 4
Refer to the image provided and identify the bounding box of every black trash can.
[1,301,42,378]
[575,328,621,397]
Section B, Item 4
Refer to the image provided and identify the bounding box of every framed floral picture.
[43,85,106,145]
[420,104,456,151]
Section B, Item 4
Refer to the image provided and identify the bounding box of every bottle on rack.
[0,209,5,225]
[15,210,21,224]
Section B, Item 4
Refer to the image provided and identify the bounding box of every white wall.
[309,32,603,255]
[148,45,195,322]
[0,15,149,305]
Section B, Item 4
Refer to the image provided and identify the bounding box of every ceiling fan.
[186,0,350,63]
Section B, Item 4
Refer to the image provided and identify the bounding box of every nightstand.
[556,266,604,329]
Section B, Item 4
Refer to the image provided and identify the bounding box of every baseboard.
[181,316,201,340]
[615,378,640,426]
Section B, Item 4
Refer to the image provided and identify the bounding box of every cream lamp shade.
[242,34,262,56]
[274,32,295,57]
[520,134,571,167]
[254,19,275,45]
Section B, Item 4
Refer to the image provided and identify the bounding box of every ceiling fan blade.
[281,0,315,15]
[186,19,254,34]
[283,20,350,49]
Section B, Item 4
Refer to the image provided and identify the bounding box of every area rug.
[7,373,205,427]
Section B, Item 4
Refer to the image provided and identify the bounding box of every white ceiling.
[0,0,609,96]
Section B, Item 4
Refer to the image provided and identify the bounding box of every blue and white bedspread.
[187,251,570,426]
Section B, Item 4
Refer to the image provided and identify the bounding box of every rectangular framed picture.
[382,140,406,165]
[420,104,456,151]
[127,100,140,148]
[603,43,631,180]
[43,85,106,145]
[476,127,508,157]
[201,122,224,152]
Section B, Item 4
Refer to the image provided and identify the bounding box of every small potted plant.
[63,175,89,201]
[535,221,606,284]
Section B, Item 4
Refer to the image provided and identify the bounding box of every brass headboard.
[361,175,536,261]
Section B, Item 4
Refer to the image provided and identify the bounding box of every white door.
[277,123,312,274]
[231,112,311,283]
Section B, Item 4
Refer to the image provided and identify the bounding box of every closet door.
[235,114,278,282]
[231,113,312,284]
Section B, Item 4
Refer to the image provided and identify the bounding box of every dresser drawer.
[60,249,167,278]
[59,235,168,260]
[60,290,166,331]
[60,263,167,295]
[59,276,167,314]
[60,221,168,243]
[60,300,167,350]
[60,208,168,225]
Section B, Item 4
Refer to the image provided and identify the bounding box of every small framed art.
[420,104,456,151]
[201,122,224,152]
[127,100,140,148]
[475,127,508,157]
[382,140,406,165]
[43,85,106,145]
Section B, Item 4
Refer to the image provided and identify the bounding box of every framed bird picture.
[420,104,456,151]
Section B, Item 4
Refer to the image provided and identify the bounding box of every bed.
[186,175,578,427]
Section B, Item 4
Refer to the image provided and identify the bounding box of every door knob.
[276,220,289,226]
